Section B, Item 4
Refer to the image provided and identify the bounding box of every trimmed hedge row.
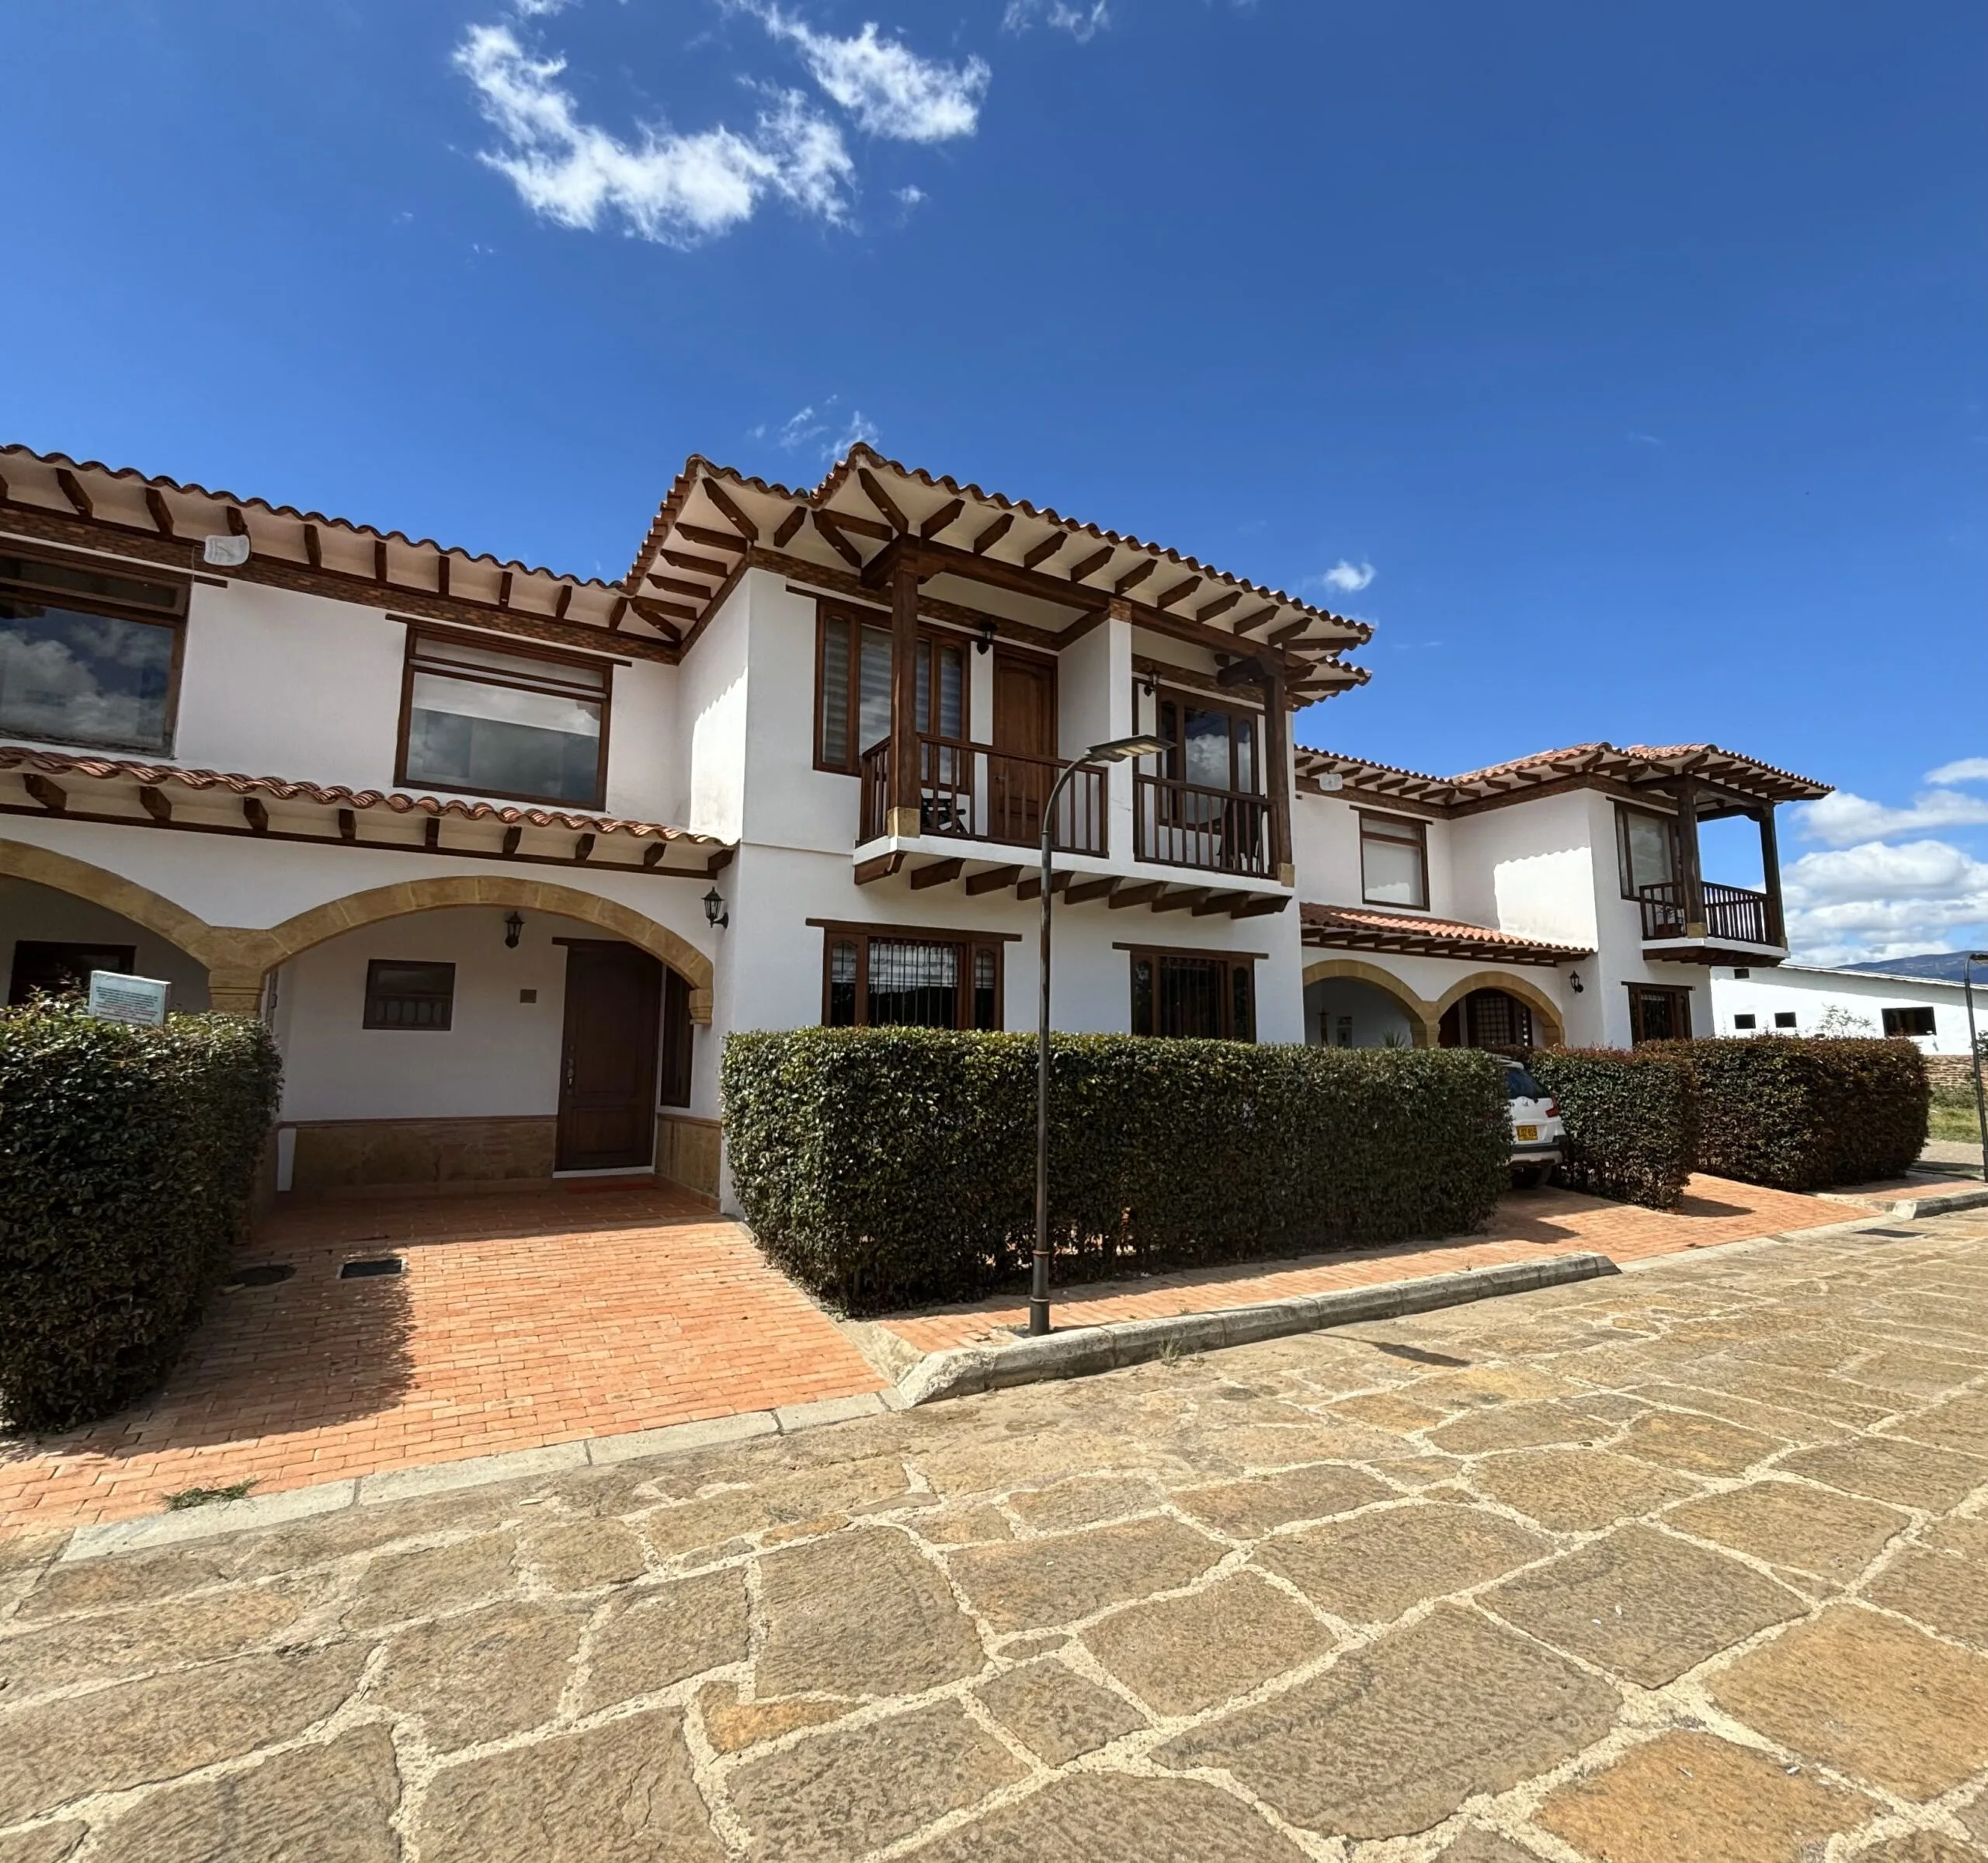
[724,1029,1510,1313]
[1647,1035,1928,1192]
[0,1001,281,1431]
[1524,1048,1698,1211]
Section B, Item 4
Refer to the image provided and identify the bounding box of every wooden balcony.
[858,735,1107,857]
[1636,878,1785,958]
[1133,771,1270,879]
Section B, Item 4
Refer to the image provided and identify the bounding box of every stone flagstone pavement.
[3,1213,1988,1859]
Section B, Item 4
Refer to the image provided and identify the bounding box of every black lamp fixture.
[975,617,996,655]
[1567,969,1584,993]
[1029,733,1168,1338]
[503,911,524,949]
[703,885,729,930]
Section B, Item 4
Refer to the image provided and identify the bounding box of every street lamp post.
[1030,734,1166,1337]
[1964,953,1988,1177]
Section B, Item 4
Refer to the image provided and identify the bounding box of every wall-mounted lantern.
[1567,969,1584,993]
[703,886,729,930]
[504,911,524,949]
[975,617,996,656]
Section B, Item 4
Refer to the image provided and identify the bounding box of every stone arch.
[1301,956,1440,1048]
[1430,968,1566,1049]
[259,876,715,1024]
[0,836,226,968]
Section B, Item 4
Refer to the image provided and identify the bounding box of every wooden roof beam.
[374,540,389,582]
[648,573,713,600]
[1066,546,1114,584]
[1114,559,1156,596]
[23,773,65,812]
[144,488,175,538]
[1021,531,1069,571]
[1155,577,1201,610]
[964,864,1023,895]
[919,498,965,540]
[812,512,865,570]
[498,571,513,609]
[225,506,249,537]
[971,513,1014,554]
[661,547,731,578]
[856,468,909,534]
[772,506,807,547]
[304,523,322,570]
[909,858,964,890]
[1196,590,1242,624]
[697,481,759,544]
[54,469,93,519]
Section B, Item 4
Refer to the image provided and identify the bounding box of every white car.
[1502,1058,1566,1188]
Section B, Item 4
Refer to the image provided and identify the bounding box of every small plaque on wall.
[87,971,171,1027]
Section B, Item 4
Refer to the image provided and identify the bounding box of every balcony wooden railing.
[858,735,1107,856]
[1133,772,1270,878]
[1636,880,1777,946]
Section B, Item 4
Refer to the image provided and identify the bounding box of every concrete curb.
[55,1391,893,1563]
[891,1252,1620,1406]
[1819,1185,1988,1221]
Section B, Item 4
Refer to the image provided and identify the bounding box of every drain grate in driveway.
[227,1263,296,1289]
[339,1256,405,1280]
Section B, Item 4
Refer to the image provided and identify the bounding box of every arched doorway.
[1438,987,1536,1054]
[1300,958,1438,1048]
[2,874,214,1010]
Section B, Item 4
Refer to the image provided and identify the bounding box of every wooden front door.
[989,652,1056,843]
[556,941,662,1171]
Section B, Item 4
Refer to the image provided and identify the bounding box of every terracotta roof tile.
[1301,902,1590,965]
[0,746,719,844]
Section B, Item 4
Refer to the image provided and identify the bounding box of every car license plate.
[1515,1125,1538,1142]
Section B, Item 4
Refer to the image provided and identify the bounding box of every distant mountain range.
[1840,952,1984,982]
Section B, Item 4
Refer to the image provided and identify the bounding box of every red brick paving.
[878,1174,1861,1354]
[0,1184,884,1534]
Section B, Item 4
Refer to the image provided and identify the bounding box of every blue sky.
[5,1,1984,962]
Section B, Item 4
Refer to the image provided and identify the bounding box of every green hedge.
[0,1001,281,1431]
[723,1029,1510,1313]
[1648,1035,1928,1192]
[1526,1047,1699,1211]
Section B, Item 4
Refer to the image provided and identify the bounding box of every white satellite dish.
[203,534,252,568]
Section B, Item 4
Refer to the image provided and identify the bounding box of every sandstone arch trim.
[260,876,715,1023]
[1301,957,1440,1048]
[1430,968,1566,1049]
[0,838,224,968]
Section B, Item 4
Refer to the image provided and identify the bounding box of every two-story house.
[0,440,1827,1205]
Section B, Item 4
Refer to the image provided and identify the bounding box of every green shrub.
[1525,1047,1699,1210]
[1650,1036,1928,1191]
[722,1029,1510,1313]
[0,1001,281,1431]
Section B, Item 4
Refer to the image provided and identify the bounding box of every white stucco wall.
[1710,965,1981,1054]
[1447,790,1600,951]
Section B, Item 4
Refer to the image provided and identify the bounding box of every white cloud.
[896,183,926,207]
[1781,837,1988,965]
[511,0,575,15]
[1796,786,1988,847]
[777,405,826,449]
[454,24,854,245]
[1319,559,1376,594]
[762,396,878,461]
[832,407,879,456]
[1926,756,1988,786]
[749,7,989,141]
[1003,0,1110,39]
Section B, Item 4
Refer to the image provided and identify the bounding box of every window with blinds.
[820,930,1005,1029]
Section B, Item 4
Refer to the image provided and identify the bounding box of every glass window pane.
[0,554,181,613]
[1183,707,1232,791]
[972,947,997,1031]
[819,616,850,766]
[1235,717,1256,795]
[827,940,858,1026]
[1624,812,1675,892]
[858,627,892,759]
[1157,955,1225,1038]
[1131,957,1153,1036]
[405,670,602,804]
[1231,964,1255,1042]
[867,939,959,1028]
[413,634,604,691]
[1361,832,1427,907]
[0,599,176,751]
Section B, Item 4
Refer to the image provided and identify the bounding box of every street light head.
[1087,734,1167,763]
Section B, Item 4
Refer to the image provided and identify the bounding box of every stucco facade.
[0,441,1827,1208]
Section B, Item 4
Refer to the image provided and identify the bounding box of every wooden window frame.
[0,540,191,756]
[812,600,973,776]
[1125,945,1259,1043]
[395,620,615,811]
[1615,803,1680,901]
[363,958,457,1031]
[812,921,1011,1030]
[1625,982,1694,1045]
[659,967,695,1107]
[1152,686,1263,796]
[1359,811,1430,911]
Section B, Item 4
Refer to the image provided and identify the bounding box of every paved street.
[3,1215,1987,1861]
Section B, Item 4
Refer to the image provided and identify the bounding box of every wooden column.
[1263,661,1294,886]
[1756,805,1785,947]
[1674,776,1705,937]
[887,560,922,838]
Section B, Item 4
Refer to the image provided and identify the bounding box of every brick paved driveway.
[5,1214,1987,1860]
[0,1185,885,1532]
